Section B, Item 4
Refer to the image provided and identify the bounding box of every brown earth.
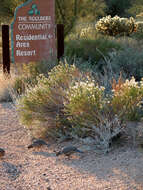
[0,102,143,190]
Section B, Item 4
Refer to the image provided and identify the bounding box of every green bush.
[136,22,143,32]
[136,12,143,21]
[64,80,106,136]
[127,1,143,18]
[16,62,82,138]
[16,61,143,150]
[131,21,143,40]
[65,36,122,63]
[64,78,124,151]
[108,47,143,80]
[11,60,58,97]
[66,24,97,40]
[105,0,131,17]
[96,15,137,36]
[16,61,124,150]
[21,60,57,83]
[111,77,143,121]
[79,26,97,38]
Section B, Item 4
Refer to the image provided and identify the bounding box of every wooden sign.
[11,0,56,63]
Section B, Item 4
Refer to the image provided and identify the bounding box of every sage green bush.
[15,60,143,151]
[22,60,57,78]
[108,47,143,80]
[65,35,122,63]
[131,21,143,40]
[16,61,124,150]
[16,62,82,138]
[96,15,137,36]
[11,60,58,97]
[64,78,124,151]
[111,77,143,121]
[64,80,106,137]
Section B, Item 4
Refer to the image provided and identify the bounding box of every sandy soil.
[0,102,143,190]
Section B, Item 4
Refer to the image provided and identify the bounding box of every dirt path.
[0,102,143,190]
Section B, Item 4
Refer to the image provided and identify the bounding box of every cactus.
[96,15,137,36]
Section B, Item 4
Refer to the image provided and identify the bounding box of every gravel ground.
[0,102,143,190]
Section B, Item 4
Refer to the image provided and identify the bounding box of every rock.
[2,162,21,180]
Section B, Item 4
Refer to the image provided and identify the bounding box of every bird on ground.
[56,146,84,157]
[27,139,50,149]
[47,187,52,190]
[0,148,5,158]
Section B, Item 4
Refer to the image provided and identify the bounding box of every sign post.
[57,24,64,61]
[11,0,56,63]
[2,25,10,74]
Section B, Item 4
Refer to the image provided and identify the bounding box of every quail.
[28,139,49,149]
[56,146,83,157]
[0,148,5,158]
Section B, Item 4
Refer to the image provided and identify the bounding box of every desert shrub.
[67,23,97,40]
[114,35,141,48]
[16,62,82,138]
[64,55,123,96]
[136,12,143,21]
[15,60,143,150]
[0,73,33,102]
[18,60,57,85]
[65,36,122,63]
[136,22,143,32]
[0,73,24,102]
[127,1,143,18]
[111,76,143,121]
[64,79,124,151]
[10,60,58,99]
[131,21,143,40]
[105,0,131,17]
[96,15,137,36]
[64,80,106,135]
[70,58,96,72]
[108,48,143,80]
[22,60,57,78]
[80,26,97,38]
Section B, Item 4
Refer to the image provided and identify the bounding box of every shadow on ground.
[53,138,143,189]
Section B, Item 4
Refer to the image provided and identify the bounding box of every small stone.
[45,178,49,182]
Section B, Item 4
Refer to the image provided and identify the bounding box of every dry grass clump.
[0,60,58,103]
[0,74,13,102]
[0,69,26,102]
